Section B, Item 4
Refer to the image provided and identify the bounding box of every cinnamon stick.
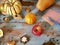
[20,1,34,6]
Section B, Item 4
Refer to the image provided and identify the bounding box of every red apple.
[32,25,42,36]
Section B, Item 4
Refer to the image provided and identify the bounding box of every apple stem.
[37,26,41,30]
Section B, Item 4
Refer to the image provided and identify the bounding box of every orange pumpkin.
[25,13,36,24]
[7,40,15,45]
[36,0,55,11]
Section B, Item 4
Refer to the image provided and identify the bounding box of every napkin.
[42,9,60,25]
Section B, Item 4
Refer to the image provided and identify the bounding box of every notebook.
[42,9,60,25]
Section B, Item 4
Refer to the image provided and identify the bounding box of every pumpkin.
[25,13,36,24]
[36,0,55,11]
[7,40,15,45]
[3,17,10,22]
[0,29,3,38]
[1,0,22,19]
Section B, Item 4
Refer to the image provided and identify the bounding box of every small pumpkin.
[0,29,3,38]
[3,17,10,22]
[25,13,36,24]
[7,40,15,45]
[1,0,22,19]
